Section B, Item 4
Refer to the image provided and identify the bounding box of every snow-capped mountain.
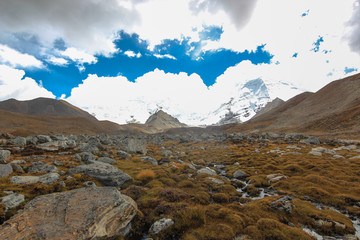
[202,78,305,125]
[75,78,305,126]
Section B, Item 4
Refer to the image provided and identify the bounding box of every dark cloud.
[0,32,44,59]
[0,0,142,54]
[189,0,258,29]
[348,0,360,55]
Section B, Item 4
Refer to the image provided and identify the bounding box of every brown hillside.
[227,73,360,137]
[0,98,96,120]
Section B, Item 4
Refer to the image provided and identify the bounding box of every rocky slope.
[145,110,187,131]
[0,132,359,239]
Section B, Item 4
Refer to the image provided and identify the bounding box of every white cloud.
[0,44,43,68]
[0,0,145,56]
[47,56,68,66]
[124,50,141,58]
[153,54,177,60]
[0,65,55,101]
[61,48,97,65]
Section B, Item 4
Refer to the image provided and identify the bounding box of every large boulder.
[0,187,137,240]
[67,162,131,187]
[125,138,147,155]
[0,150,10,164]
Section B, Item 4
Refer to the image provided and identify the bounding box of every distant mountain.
[145,110,187,131]
[0,98,96,120]
[227,73,360,137]
[196,78,304,125]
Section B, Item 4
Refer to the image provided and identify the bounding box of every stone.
[53,160,64,166]
[161,149,172,156]
[270,196,293,213]
[36,135,52,144]
[11,137,27,147]
[10,159,26,164]
[11,173,59,185]
[233,170,248,179]
[67,162,131,187]
[83,181,96,187]
[78,143,99,153]
[97,157,116,164]
[231,179,246,188]
[117,150,132,159]
[0,187,137,240]
[267,173,287,183]
[208,177,225,185]
[11,164,24,173]
[0,150,11,163]
[39,173,60,184]
[149,218,174,234]
[300,136,320,145]
[309,151,322,156]
[140,156,158,166]
[28,161,58,173]
[126,138,147,154]
[350,155,360,159]
[81,152,97,163]
[36,141,68,151]
[0,164,13,178]
[1,193,25,210]
[11,176,40,184]
[158,158,170,165]
[197,167,217,176]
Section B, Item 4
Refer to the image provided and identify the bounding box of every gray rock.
[300,136,320,145]
[140,156,158,166]
[270,196,293,213]
[126,138,147,154]
[333,154,345,159]
[0,187,137,240]
[11,137,27,147]
[117,150,132,159]
[208,177,225,185]
[149,218,174,234]
[53,160,64,166]
[267,173,287,183]
[36,135,52,144]
[39,173,60,184]
[233,170,248,179]
[81,152,97,163]
[0,164,13,178]
[1,193,25,210]
[11,164,24,173]
[28,161,58,173]
[59,181,66,187]
[78,143,99,153]
[11,176,40,184]
[67,162,131,187]
[350,155,360,159]
[0,150,11,163]
[197,167,217,176]
[97,157,116,164]
[186,163,196,170]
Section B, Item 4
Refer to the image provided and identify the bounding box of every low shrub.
[137,170,156,183]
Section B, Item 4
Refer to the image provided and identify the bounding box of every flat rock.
[267,173,287,183]
[11,173,60,185]
[117,150,132,159]
[197,167,217,176]
[0,187,137,240]
[208,177,225,185]
[149,218,174,234]
[28,161,58,173]
[0,150,11,164]
[67,162,131,187]
[1,193,25,210]
[0,164,13,178]
[233,170,248,179]
[270,196,293,213]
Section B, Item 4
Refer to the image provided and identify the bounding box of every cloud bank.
[0,65,54,101]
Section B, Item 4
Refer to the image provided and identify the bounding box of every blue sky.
[24,30,273,97]
[0,0,359,124]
